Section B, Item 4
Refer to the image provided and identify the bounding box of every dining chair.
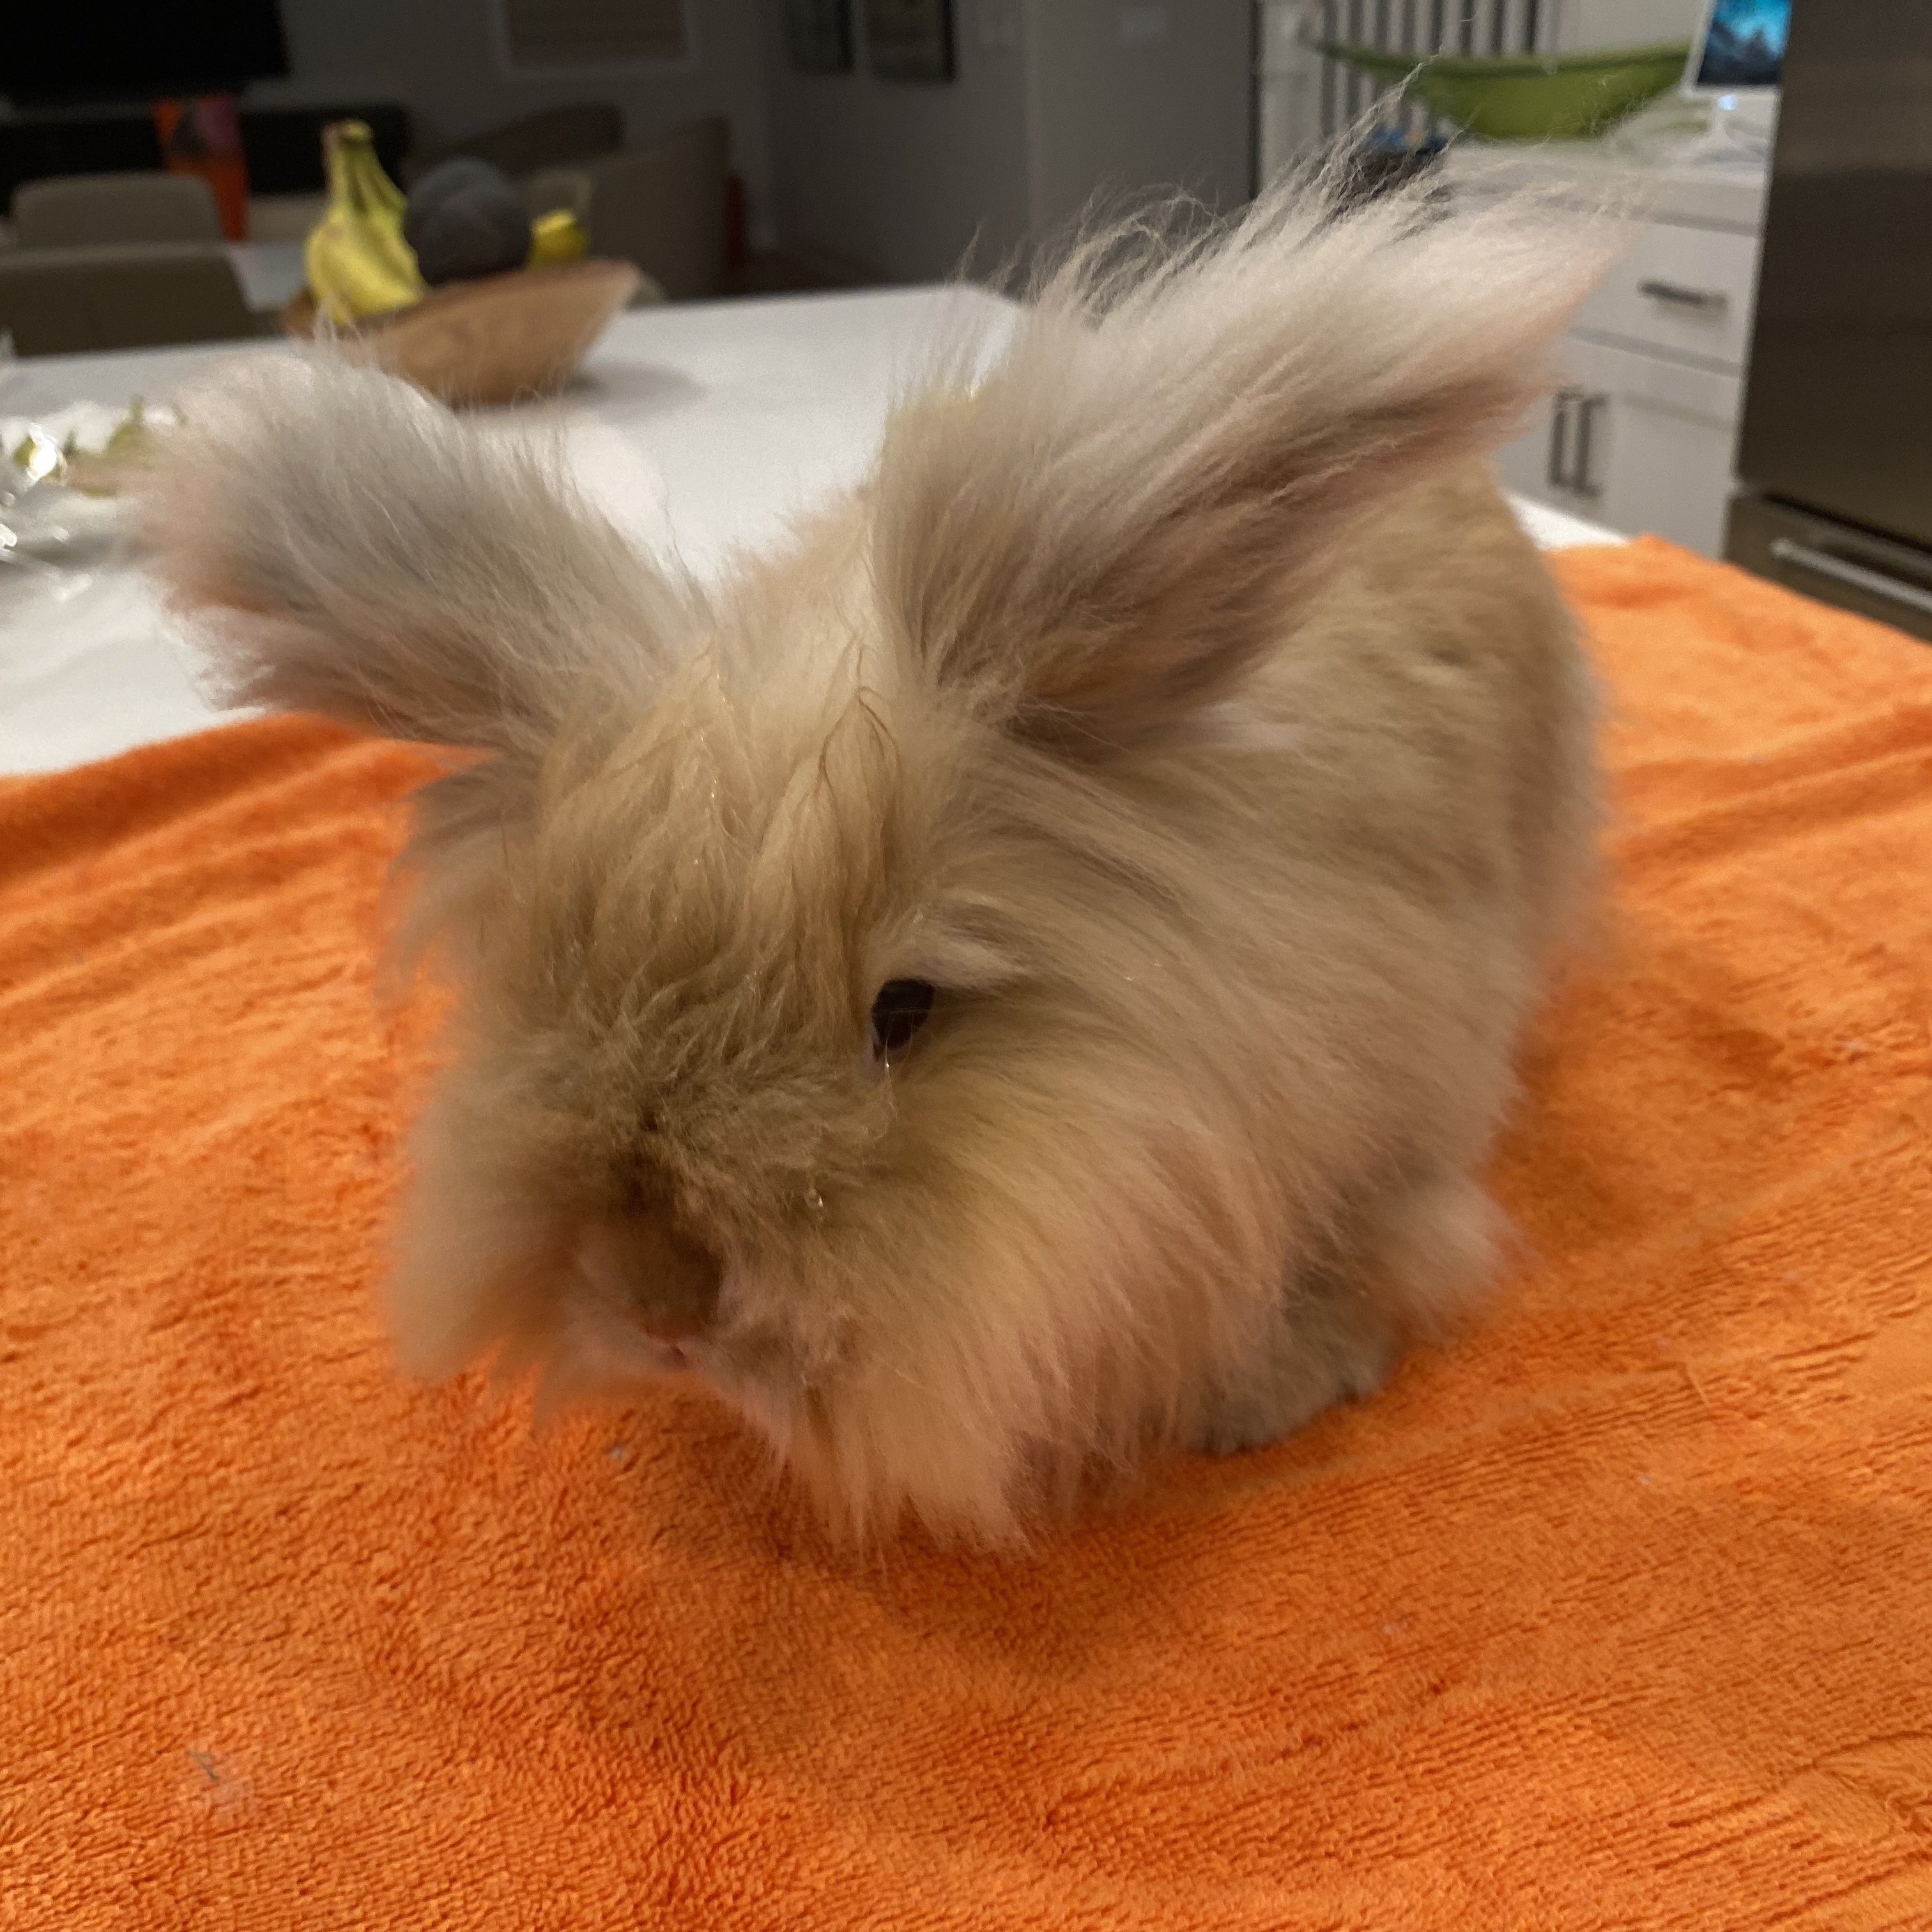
[525,116,729,303]
[12,172,225,249]
[0,243,275,355]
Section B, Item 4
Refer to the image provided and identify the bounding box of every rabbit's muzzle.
[575,1214,723,1344]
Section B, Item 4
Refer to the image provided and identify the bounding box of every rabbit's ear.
[873,178,1618,750]
[144,355,687,770]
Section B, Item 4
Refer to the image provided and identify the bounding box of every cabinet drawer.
[1555,333,1744,424]
[1498,335,1744,558]
[1573,220,1761,371]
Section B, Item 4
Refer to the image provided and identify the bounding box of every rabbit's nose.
[576,1216,722,1341]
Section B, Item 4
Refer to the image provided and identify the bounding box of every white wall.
[763,0,1253,284]
[1552,0,1706,52]
[760,0,1034,282]
[1025,1,1252,239]
[250,0,774,238]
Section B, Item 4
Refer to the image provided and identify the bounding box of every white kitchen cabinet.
[1252,13,1770,560]
[1444,142,1768,558]
[1496,336,1746,558]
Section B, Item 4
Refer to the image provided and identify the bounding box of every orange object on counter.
[154,95,249,241]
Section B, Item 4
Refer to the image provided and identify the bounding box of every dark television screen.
[1,3,290,106]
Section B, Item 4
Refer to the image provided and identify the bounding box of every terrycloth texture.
[3,537,1929,1929]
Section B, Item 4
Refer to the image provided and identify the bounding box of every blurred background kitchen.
[4,3,1928,641]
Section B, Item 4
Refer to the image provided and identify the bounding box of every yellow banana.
[342,130,418,286]
[527,209,589,268]
[346,126,406,222]
[304,120,425,325]
[305,218,422,326]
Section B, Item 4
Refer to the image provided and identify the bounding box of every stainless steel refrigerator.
[1726,1,1932,643]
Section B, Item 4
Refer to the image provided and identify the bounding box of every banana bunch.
[304,121,426,326]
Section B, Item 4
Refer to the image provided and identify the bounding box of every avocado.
[403,158,533,286]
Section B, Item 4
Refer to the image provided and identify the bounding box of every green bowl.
[1317,40,1690,141]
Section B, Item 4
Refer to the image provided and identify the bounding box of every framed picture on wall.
[785,0,854,74]
[866,0,954,82]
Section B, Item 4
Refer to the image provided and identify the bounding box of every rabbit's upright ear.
[144,355,686,772]
[873,180,1617,750]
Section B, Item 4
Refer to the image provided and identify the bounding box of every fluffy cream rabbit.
[147,171,1611,1542]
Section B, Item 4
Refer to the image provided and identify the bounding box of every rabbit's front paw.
[1192,1290,1399,1457]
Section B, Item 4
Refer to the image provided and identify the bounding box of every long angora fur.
[145,170,1615,1543]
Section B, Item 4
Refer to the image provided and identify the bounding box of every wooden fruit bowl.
[280,258,645,408]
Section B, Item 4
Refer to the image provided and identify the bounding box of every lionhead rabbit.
[148,172,1611,1542]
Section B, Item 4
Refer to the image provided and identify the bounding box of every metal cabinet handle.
[1638,278,1728,313]
[1547,390,1608,498]
[1571,394,1607,499]
[1768,537,1932,618]
[1546,389,1575,491]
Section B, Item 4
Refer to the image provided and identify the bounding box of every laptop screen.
[1693,0,1790,91]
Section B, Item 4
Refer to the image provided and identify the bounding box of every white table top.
[0,286,1623,778]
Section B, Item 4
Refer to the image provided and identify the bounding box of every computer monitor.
[1685,0,1789,96]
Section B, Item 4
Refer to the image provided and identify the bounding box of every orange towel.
[3,537,1929,1928]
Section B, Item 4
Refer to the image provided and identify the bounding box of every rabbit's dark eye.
[870,979,935,1061]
